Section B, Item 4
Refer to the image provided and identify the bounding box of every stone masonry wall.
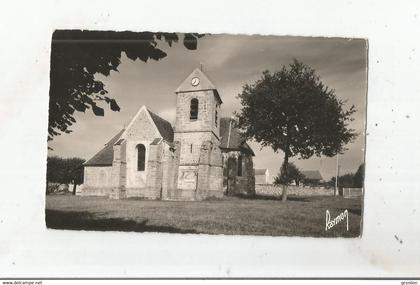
[82,166,113,196]
[256,184,334,196]
[196,141,212,198]
[208,144,223,195]
[171,82,222,200]
[174,131,220,198]
[222,151,255,196]
[145,141,164,199]
[243,155,255,196]
[175,90,219,136]
[83,166,113,188]
[162,141,181,200]
[124,109,160,189]
[196,141,224,200]
[175,132,215,165]
[109,141,127,199]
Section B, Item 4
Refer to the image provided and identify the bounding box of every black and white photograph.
[2,0,420,280]
[46,31,367,237]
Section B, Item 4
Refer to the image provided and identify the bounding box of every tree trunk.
[281,184,288,202]
[72,181,77,195]
[281,153,289,202]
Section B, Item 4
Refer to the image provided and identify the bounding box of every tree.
[46,156,85,194]
[273,162,304,186]
[329,173,356,189]
[353,163,365,188]
[328,163,364,191]
[235,59,357,201]
[48,30,203,141]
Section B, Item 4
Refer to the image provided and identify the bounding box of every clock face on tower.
[191,77,200,86]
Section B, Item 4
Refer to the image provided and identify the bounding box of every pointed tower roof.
[175,68,222,104]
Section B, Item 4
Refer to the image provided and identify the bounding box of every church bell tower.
[173,68,223,198]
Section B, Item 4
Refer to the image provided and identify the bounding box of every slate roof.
[220,118,255,156]
[84,129,125,166]
[301,170,323,181]
[84,108,174,167]
[254,169,268,175]
[148,109,174,143]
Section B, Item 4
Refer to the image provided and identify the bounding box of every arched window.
[190,98,198,120]
[237,155,243,177]
[137,144,146,171]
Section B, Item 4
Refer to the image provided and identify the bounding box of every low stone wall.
[255,184,334,197]
[343,188,363,198]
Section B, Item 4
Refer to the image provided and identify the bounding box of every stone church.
[82,68,255,200]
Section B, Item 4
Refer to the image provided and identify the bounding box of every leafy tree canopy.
[236,59,356,159]
[353,163,365,188]
[273,162,304,186]
[235,59,357,201]
[46,156,85,185]
[48,30,203,141]
[329,163,364,188]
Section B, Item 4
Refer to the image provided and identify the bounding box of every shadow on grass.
[45,209,197,234]
[336,207,362,216]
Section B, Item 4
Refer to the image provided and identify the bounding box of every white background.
[0,0,419,278]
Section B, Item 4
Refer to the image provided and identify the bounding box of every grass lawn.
[45,194,362,237]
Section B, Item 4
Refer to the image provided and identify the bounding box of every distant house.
[301,170,323,186]
[255,168,270,185]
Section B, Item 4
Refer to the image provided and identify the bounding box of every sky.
[48,34,367,182]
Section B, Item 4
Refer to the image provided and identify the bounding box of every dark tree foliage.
[353,163,365,188]
[329,173,357,189]
[235,59,357,201]
[46,156,85,194]
[48,30,203,141]
[273,163,304,186]
[327,163,364,190]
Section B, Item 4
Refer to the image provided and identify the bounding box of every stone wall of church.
[109,141,127,199]
[124,109,161,190]
[175,90,220,136]
[82,166,113,196]
[124,139,182,200]
[207,143,224,196]
[144,141,164,199]
[196,141,224,199]
[222,150,255,196]
[162,141,181,199]
[175,132,213,165]
[174,132,220,197]
[172,77,224,200]
[238,155,255,196]
[161,139,223,201]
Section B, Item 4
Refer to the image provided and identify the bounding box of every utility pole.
[334,153,340,196]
